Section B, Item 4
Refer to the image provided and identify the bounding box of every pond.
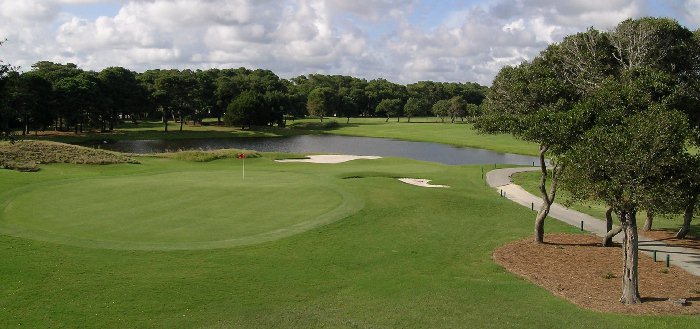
[88,135,540,166]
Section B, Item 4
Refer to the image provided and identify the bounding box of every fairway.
[0,170,361,250]
[1,155,699,328]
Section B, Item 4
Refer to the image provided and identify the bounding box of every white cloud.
[0,0,694,85]
[676,0,700,27]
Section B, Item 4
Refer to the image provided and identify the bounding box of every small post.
[653,250,657,262]
[531,202,534,211]
[481,167,484,179]
[580,221,584,231]
[237,153,247,179]
[504,191,506,198]
[494,163,497,169]
[532,161,535,166]
[500,190,503,197]
[666,254,670,268]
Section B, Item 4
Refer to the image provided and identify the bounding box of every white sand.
[275,154,382,164]
[398,178,450,188]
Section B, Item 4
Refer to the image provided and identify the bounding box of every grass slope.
[0,154,696,328]
[0,140,137,171]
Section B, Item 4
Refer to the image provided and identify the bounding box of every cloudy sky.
[0,0,698,85]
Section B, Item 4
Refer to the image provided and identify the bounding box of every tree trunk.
[642,210,653,231]
[676,195,697,239]
[535,144,558,244]
[346,117,350,124]
[603,207,621,247]
[319,116,323,123]
[22,112,28,135]
[619,210,642,304]
[605,226,623,247]
[407,116,411,123]
[179,112,184,132]
[385,115,389,122]
[535,205,550,244]
[396,116,400,122]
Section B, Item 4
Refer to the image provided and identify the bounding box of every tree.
[262,90,288,126]
[403,97,429,122]
[306,87,334,122]
[431,99,450,122]
[6,72,53,135]
[0,39,16,139]
[465,103,480,121]
[562,105,690,304]
[477,52,580,244]
[224,90,262,129]
[448,96,466,123]
[672,156,700,239]
[154,70,197,132]
[54,72,101,133]
[99,67,145,130]
[544,18,699,304]
[337,95,359,124]
[375,98,403,122]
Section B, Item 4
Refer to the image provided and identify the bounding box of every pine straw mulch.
[493,233,700,315]
[641,230,700,251]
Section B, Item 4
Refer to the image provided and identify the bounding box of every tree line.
[477,17,700,305]
[0,56,488,136]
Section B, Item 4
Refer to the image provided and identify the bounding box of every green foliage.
[375,98,403,121]
[403,97,429,119]
[561,106,689,212]
[306,86,335,121]
[431,99,450,122]
[224,90,262,129]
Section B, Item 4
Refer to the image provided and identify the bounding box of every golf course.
[0,136,697,328]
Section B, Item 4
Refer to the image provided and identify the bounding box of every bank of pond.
[83,134,541,166]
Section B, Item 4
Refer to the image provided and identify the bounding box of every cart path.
[486,167,700,277]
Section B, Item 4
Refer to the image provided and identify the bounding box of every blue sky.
[62,2,121,19]
[1,0,698,84]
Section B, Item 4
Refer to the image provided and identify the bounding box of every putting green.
[0,170,362,250]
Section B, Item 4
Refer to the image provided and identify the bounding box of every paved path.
[487,167,700,277]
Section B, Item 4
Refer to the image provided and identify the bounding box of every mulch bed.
[493,233,700,315]
[641,230,700,251]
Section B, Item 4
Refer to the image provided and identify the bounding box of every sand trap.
[398,178,450,188]
[276,155,382,164]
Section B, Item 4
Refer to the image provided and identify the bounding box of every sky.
[0,0,698,85]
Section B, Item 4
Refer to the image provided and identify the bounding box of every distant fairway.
[0,170,361,250]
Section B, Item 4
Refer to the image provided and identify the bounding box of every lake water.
[90,135,540,166]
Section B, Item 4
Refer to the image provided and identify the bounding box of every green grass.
[28,117,539,156]
[511,171,699,236]
[0,152,697,327]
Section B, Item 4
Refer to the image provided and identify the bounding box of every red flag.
[237,153,246,159]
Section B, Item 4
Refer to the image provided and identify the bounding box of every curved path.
[487,167,700,277]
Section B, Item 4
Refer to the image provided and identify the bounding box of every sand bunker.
[276,155,382,164]
[398,178,450,188]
